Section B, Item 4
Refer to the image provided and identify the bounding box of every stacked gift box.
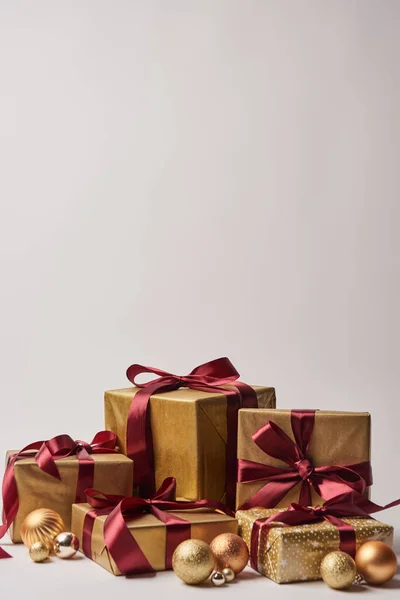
[1,357,398,587]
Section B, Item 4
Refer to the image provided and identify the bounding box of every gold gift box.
[236,409,371,509]
[72,504,238,575]
[104,385,275,502]
[7,451,134,543]
[237,507,393,583]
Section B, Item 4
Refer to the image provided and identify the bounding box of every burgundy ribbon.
[238,410,373,509]
[126,357,258,506]
[82,477,234,575]
[0,431,119,559]
[249,491,400,571]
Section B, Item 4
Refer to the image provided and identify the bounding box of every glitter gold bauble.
[53,532,79,559]
[320,551,357,589]
[355,541,398,585]
[172,539,215,585]
[211,571,226,586]
[222,567,235,582]
[29,541,50,563]
[210,533,249,575]
[20,508,65,548]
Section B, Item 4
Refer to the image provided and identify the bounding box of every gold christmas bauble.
[29,541,50,563]
[222,567,235,582]
[320,551,357,589]
[172,539,215,585]
[355,541,398,585]
[20,508,65,548]
[210,533,249,575]
[211,571,226,586]
[53,532,79,559]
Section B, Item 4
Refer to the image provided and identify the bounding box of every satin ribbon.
[238,410,373,509]
[126,357,257,506]
[82,477,234,575]
[249,491,400,570]
[0,431,118,559]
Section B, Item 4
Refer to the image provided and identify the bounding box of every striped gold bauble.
[20,508,65,548]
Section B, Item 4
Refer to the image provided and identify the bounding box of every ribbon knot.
[75,440,92,454]
[294,458,314,481]
[237,410,373,509]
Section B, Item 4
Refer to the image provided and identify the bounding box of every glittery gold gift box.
[105,386,275,503]
[6,452,134,543]
[72,504,238,575]
[236,409,371,509]
[237,507,393,584]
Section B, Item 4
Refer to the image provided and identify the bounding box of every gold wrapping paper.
[236,409,371,509]
[72,503,238,575]
[7,452,134,543]
[104,385,275,502]
[237,507,393,584]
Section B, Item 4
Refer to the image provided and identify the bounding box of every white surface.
[1,1,400,598]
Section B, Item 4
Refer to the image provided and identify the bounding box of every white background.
[0,1,399,598]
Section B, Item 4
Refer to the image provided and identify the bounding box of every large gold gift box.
[72,504,238,575]
[7,452,134,543]
[236,409,371,509]
[237,507,393,583]
[104,386,276,502]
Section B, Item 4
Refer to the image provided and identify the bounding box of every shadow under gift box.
[71,504,238,575]
[236,409,371,510]
[237,507,393,584]
[6,452,134,543]
[104,386,276,503]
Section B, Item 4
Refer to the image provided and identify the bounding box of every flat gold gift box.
[236,409,371,509]
[104,386,276,502]
[6,452,134,543]
[237,507,393,583]
[72,504,238,575]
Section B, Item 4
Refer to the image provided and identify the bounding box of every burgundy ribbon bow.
[126,357,257,506]
[0,431,118,559]
[249,491,400,570]
[82,477,234,575]
[238,410,373,509]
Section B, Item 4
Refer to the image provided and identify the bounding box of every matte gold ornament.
[20,508,65,548]
[355,541,398,585]
[210,533,249,575]
[320,551,357,589]
[29,541,50,563]
[172,539,215,585]
[53,532,79,559]
[222,567,235,582]
[211,571,226,586]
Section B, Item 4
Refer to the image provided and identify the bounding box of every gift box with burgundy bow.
[71,478,238,576]
[104,357,276,508]
[4,432,133,543]
[236,409,372,510]
[237,495,394,584]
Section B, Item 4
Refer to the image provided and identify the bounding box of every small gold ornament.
[20,508,65,548]
[29,541,50,563]
[210,533,249,575]
[172,539,215,585]
[53,532,79,559]
[211,571,226,586]
[320,551,357,589]
[355,541,398,585]
[222,567,235,582]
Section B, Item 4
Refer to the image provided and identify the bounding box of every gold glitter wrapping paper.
[104,385,276,503]
[237,507,393,584]
[236,409,371,509]
[71,504,238,575]
[6,451,134,543]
